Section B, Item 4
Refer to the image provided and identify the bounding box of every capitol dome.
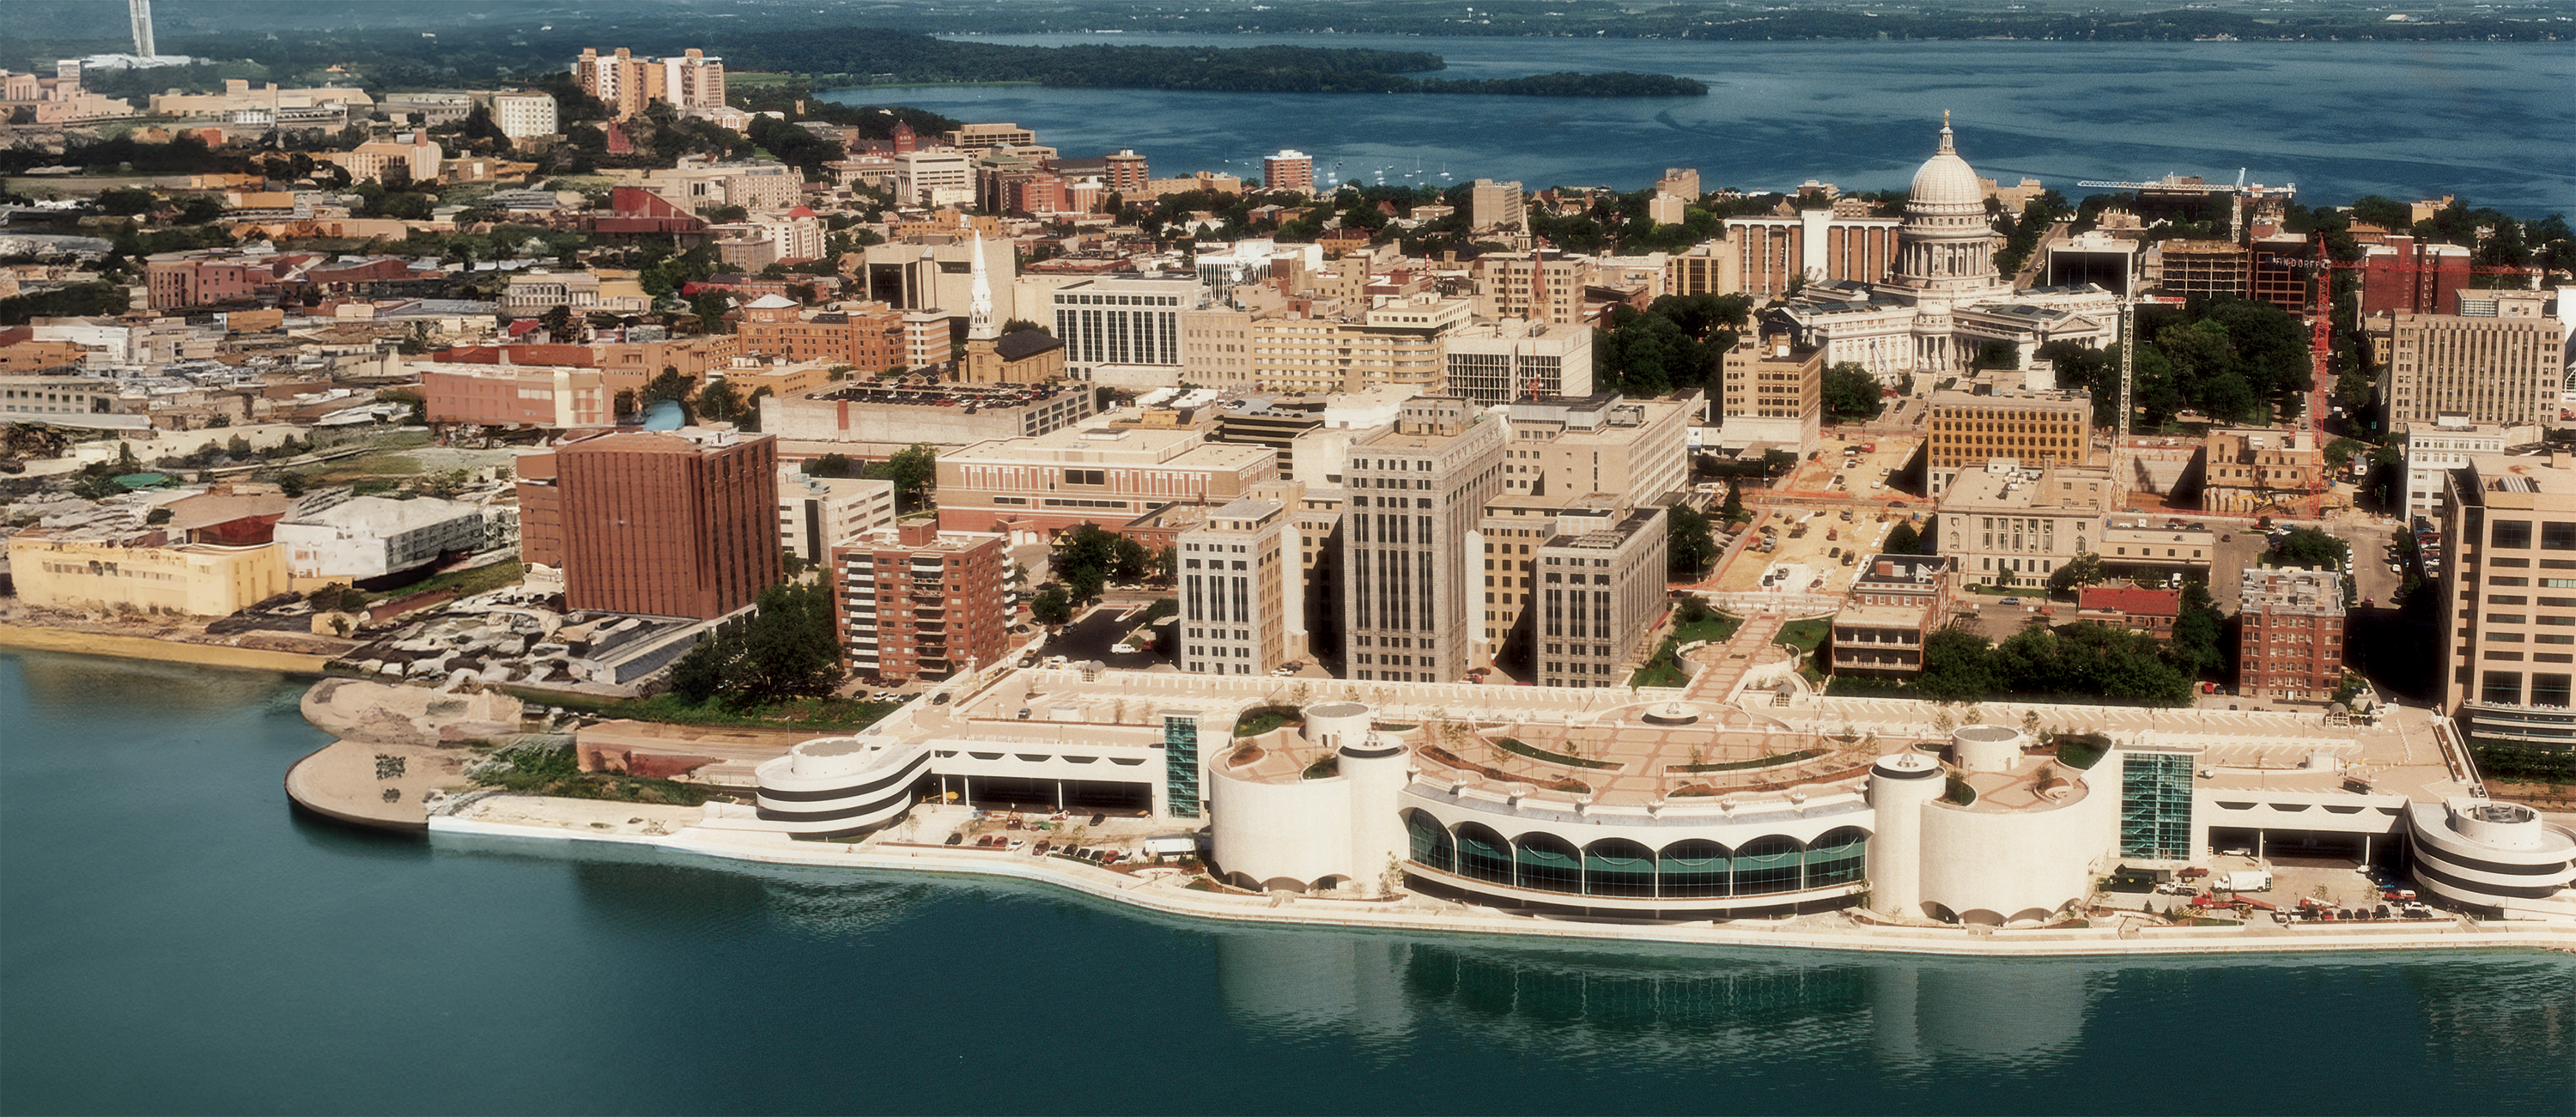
[1908,121,1984,211]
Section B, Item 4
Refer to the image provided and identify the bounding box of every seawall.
[428,810,2576,960]
[0,623,331,675]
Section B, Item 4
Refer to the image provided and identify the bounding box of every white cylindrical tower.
[1951,725,2026,774]
[1867,752,1943,918]
[1340,730,1411,896]
[1302,701,1371,752]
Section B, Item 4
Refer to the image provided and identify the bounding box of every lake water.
[834,36,2575,216]
[3,648,2573,1115]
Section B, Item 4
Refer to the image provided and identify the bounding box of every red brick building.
[2238,567,2345,701]
[734,295,908,372]
[2076,585,2182,640]
[828,521,1009,682]
[145,258,263,310]
[517,428,780,619]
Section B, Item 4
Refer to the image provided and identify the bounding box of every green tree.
[1719,479,1747,523]
[884,443,937,511]
[538,304,580,343]
[1666,502,1720,581]
[811,452,854,478]
[2171,579,2226,678]
[1820,361,1883,421]
[696,380,744,424]
[1885,520,1922,555]
[2324,436,2367,473]
[665,581,843,706]
[1030,583,1074,627]
[2274,526,2349,570]
[641,367,696,405]
[1916,628,1997,701]
[2048,552,2105,596]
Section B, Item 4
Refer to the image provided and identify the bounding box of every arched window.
[1583,838,1656,898]
[1455,823,1514,885]
[1804,826,1869,888]
[1658,839,1730,898]
[1514,831,1582,894]
[1735,835,1805,895]
[1404,810,1454,874]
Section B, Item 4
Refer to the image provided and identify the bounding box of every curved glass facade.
[1455,823,1515,884]
[1408,822,1871,901]
[1582,840,1657,898]
[1404,810,1455,873]
[1514,833,1583,893]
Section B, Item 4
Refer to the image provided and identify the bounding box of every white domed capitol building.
[1770,119,2123,380]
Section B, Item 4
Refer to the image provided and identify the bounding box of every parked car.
[1999,597,2024,607]
[930,692,951,705]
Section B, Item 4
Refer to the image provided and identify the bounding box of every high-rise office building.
[1341,396,1508,683]
[2438,453,2576,748]
[517,428,779,619]
[1531,501,1668,688]
[1178,498,1291,676]
[1469,179,1526,232]
[2369,289,2566,431]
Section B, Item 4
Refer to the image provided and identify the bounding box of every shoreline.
[427,806,2576,960]
[0,622,333,675]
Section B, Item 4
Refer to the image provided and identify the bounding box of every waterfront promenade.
[428,797,2576,960]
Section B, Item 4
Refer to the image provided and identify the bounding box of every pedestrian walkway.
[1683,614,1787,705]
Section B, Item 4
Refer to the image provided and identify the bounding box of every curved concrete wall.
[1951,725,2026,774]
[753,735,936,837]
[1341,740,1410,895]
[1209,764,1352,889]
[1913,761,2119,924]
[1303,702,1371,750]
[1867,753,1944,918]
[2406,800,2576,919]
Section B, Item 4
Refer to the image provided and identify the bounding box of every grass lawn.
[369,560,526,604]
[1777,618,1831,655]
[1627,609,1747,688]
[498,687,901,733]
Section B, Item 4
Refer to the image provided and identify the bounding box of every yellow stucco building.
[8,533,288,616]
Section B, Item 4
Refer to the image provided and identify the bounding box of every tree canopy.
[1820,361,1883,421]
[665,581,842,705]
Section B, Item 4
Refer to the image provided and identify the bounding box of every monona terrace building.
[729,663,2575,923]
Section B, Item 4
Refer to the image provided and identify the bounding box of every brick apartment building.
[517,428,780,619]
[829,521,1008,682]
[735,294,908,372]
[2238,566,2344,701]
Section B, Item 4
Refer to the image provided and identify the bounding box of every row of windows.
[1406,814,1868,900]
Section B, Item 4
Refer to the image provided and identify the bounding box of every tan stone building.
[2439,452,2576,746]
[1716,331,1823,454]
[1179,497,1292,676]
[8,531,286,617]
[1924,386,2095,495]
[1531,501,1668,688]
[2368,290,2566,430]
[1343,397,1509,683]
[1935,461,2119,587]
[1443,319,1593,404]
[1495,393,1697,506]
[2200,427,2322,515]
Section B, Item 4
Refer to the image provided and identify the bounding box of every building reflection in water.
[1216,924,2576,1090]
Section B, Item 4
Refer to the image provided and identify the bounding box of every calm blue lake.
[3,648,2572,1114]
[837,36,2574,216]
